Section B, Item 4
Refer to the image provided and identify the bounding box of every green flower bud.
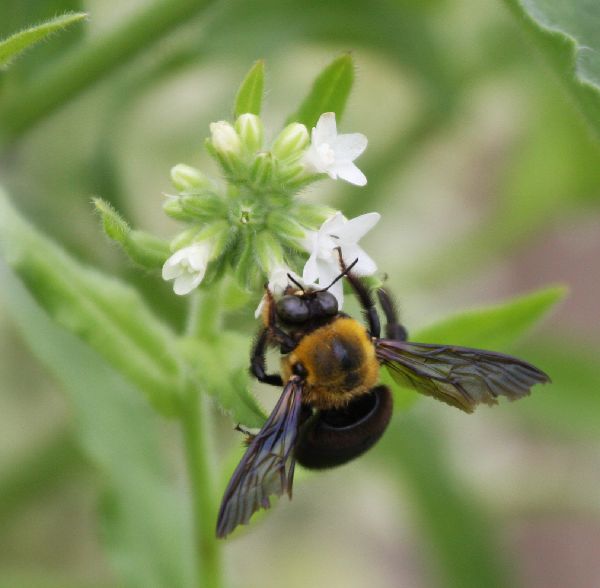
[234,232,260,291]
[249,152,276,188]
[292,202,337,228]
[209,221,235,261]
[255,231,284,274]
[180,193,227,222]
[271,122,309,161]
[170,226,203,251]
[266,210,306,251]
[235,113,263,154]
[278,161,305,185]
[163,196,194,222]
[170,164,210,192]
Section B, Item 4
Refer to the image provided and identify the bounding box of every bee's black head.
[275,290,339,324]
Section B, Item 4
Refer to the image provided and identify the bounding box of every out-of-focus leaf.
[94,198,170,270]
[0,190,181,415]
[380,416,514,588]
[416,285,566,349]
[0,12,87,70]
[385,286,565,406]
[0,573,112,588]
[0,0,214,144]
[181,334,266,428]
[234,59,264,117]
[408,92,600,288]
[503,0,600,138]
[2,268,196,588]
[286,54,354,128]
[0,430,84,526]
[511,343,600,438]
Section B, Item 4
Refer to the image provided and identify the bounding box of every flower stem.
[181,384,223,588]
[181,290,224,588]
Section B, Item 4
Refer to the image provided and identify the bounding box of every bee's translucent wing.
[216,376,304,538]
[376,339,550,413]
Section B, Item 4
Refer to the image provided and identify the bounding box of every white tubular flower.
[303,112,368,186]
[209,121,241,154]
[162,242,211,295]
[254,265,312,318]
[301,212,380,307]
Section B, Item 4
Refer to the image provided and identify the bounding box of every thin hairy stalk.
[0,0,214,146]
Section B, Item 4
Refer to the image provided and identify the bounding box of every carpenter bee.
[216,257,550,538]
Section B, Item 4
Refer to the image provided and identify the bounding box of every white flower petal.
[349,246,377,276]
[316,257,339,287]
[302,145,325,174]
[313,112,337,145]
[173,272,202,295]
[321,212,346,235]
[187,244,210,270]
[333,133,368,161]
[335,212,380,243]
[335,161,367,186]
[162,258,183,280]
[163,243,210,294]
[300,229,318,254]
[328,279,344,309]
[302,252,320,283]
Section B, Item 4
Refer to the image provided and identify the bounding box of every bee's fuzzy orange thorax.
[281,317,379,410]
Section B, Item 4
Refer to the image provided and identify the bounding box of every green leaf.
[181,334,267,428]
[0,12,87,69]
[415,285,567,349]
[511,342,600,438]
[503,0,600,138]
[0,190,181,415]
[380,417,514,588]
[286,53,354,128]
[385,286,566,406]
[234,59,265,117]
[2,270,196,587]
[0,430,84,525]
[94,198,170,269]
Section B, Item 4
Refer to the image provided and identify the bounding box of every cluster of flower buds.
[96,60,381,313]
[160,110,377,305]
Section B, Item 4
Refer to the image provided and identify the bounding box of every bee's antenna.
[287,273,305,293]
[321,256,359,291]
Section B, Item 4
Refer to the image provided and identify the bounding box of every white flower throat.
[316,142,336,168]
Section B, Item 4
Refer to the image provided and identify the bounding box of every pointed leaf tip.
[287,54,355,129]
[0,12,88,70]
[234,60,265,117]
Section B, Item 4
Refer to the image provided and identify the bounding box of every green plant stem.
[181,290,223,588]
[0,0,214,147]
[188,285,222,340]
[181,384,222,588]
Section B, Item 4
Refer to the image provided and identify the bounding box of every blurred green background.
[1,0,599,587]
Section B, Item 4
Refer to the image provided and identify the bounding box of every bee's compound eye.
[315,291,338,316]
[276,295,309,323]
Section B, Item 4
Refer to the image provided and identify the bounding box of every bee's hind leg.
[376,288,408,341]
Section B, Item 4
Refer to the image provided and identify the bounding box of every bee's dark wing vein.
[376,339,549,413]
[216,376,304,538]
